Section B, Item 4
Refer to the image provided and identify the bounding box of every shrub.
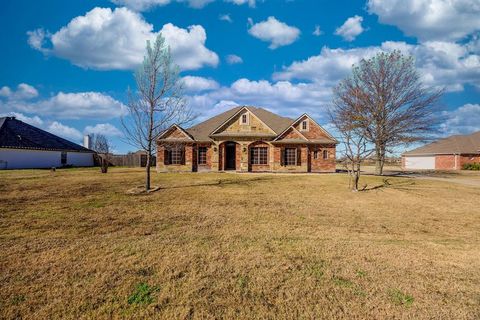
[462,162,480,170]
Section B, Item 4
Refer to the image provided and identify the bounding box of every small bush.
[127,283,159,305]
[462,162,480,170]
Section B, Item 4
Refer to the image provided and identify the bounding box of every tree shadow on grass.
[362,178,418,192]
[160,176,275,190]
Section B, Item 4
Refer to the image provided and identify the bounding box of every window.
[313,150,318,159]
[251,147,268,165]
[284,148,297,166]
[167,145,184,165]
[61,152,67,165]
[198,146,207,165]
[323,150,328,160]
[241,113,248,124]
[301,120,308,131]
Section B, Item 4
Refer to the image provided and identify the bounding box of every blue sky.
[0,0,479,153]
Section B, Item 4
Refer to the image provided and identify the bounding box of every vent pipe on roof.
[83,135,92,149]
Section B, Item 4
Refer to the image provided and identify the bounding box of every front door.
[225,143,236,170]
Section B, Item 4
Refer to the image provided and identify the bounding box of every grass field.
[1,168,479,319]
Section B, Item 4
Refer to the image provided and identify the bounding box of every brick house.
[402,131,480,170]
[156,106,338,173]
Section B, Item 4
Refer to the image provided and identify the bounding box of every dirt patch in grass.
[0,168,479,319]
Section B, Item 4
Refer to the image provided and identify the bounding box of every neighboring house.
[157,106,338,173]
[402,131,480,170]
[0,116,95,169]
[109,150,156,167]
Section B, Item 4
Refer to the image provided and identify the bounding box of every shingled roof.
[185,106,295,141]
[0,117,93,153]
[403,131,480,155]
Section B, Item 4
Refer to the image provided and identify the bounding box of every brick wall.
[272,144,309,172]
[309,144,336,173]
[156,143,194,172]
[196,143,213,172]
[460,154,480,168]
[435,155,456,170]
[249,141,271,172]
[294,116,331,140]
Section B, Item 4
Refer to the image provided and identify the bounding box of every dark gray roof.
[403,131,480,155]
[0,117,94,153]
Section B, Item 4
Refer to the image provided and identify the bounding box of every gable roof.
[160,106,337,144]
[403,131,480,155]
[186,106,294,141]
[273,113,338,144]
[0,117,93,153]
[157,124,194,142]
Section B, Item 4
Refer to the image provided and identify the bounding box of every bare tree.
[331,89,374,191]
[91,134,112,173]
[335,50,443,175]
[122,34,193,191]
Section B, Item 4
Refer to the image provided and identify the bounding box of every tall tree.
[334,50,443,175]
[122,34,193,191]
[331,89,374,191]
[91,134,112,173]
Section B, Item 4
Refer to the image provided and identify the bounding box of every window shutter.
[297,147,301,166]
[181,146,186,165]
[164,148,169,165]
[280,148,284,166]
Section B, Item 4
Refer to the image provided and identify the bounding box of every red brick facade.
[156,109,337,173]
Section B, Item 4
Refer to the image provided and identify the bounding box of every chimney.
[83,135,92,149]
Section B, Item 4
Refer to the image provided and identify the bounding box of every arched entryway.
[219,141,239,171]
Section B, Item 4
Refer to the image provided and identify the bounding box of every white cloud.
[219,13,233,23]
[84,123,123,137]
[187,78,333,121]
[367,0,480,41]
[182,76,220,92]
[226,0,256,7]
[440,104,480,135]
[335,15,364,41]
[110,0,255,10]
[0,84,127,120]
[0,83,39,100]
[313,25,323,36]
[47,121,83,141]
[27,7,218,71]
[111,0,214,10]
[248,16,300,49]
[273,40,480,92]
[34,92,128,119]
[0,86,12,97]
[226,54,243,64]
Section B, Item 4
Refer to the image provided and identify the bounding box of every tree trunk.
[374,147,384,176]
[145,152,151,191]
[353,171,359,192]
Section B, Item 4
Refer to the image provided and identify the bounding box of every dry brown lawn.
[1,168,479,319]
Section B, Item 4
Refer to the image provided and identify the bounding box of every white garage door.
[404,156,435,170]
